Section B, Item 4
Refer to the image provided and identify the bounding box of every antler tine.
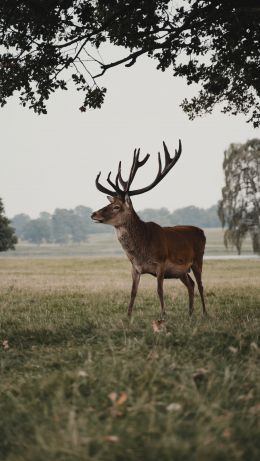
[107,172,119,192]
[163,141,171,163]
[162,140,182,173]
[126,148,138,191]
[156,151,162,178]
[118,161,128,190]
[126,148,150,192]
[175,139,182,160]
[115,170,121,191]
[129,148,141,184]
[134,148,150,168]
[128,148,139,180]
[95,172,118,196]
[137,152,150,168]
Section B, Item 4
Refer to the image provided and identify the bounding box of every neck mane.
[115,208,147,257]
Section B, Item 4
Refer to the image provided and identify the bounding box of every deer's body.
[91,140,207,318]
[116,214,205,278]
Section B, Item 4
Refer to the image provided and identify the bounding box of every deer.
[91,140,207,319]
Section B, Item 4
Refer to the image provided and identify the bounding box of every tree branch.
[93,47,151,78]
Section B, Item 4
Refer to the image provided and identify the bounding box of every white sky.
[0,47,259,218]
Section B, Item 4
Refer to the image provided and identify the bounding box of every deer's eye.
[113,205,120,211]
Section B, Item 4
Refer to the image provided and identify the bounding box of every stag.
[91,141,207,318]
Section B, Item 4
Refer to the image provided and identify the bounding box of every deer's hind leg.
[180,273,195,316]
[191,263,207,315]
[157,271,166,319]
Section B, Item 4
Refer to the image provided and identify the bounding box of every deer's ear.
[125,194,132,208]
[107,196,114,203]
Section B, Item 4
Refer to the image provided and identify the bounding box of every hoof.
[160,312,167,321]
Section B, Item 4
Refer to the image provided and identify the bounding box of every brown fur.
[91,196,207,318]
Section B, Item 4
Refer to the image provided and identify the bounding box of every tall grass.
[0,258,259,461]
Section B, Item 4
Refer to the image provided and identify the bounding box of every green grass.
[0,258,260,461]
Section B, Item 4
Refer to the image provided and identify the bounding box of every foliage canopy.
[218,139,260,254]
[0,198,17,251]
[1,0,260,125]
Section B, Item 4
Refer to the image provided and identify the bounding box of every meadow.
[0,232,259,460]
[3,228,255,258]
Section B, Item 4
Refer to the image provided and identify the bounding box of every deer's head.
[91,140,182,226]
[91,195,133,226]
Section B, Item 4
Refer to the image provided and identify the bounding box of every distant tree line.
[11,204,221,245]
[139,205,220,228]
[12,206,108,245]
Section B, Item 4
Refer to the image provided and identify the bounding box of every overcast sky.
[1,47,259,219]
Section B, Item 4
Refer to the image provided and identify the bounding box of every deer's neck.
[115,211,147,260]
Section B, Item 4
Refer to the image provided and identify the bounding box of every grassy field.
[0,256,260,461]
[2,228,255,258]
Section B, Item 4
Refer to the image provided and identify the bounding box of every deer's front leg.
[127,266,141,317]
[157,271,165,319]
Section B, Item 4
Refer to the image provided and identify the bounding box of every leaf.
[104,435,119,443]
[250,342,258,351]
[2,339,9,350]
[151,319,167,333]
[222,428,232,439]
[166,403,182,412]
[78,370,87,377]
[228,346,238,354]
[193,368,208,381]
[108,392,117,403]
[116,392,128,406]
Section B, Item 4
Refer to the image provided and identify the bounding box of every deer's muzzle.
[91,212,103,223]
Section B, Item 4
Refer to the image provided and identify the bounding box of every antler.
[95,172,118,196]
[95,140,182,197]
[95,167,124,197]
[128,140,182,196]
[95,149,150,197]
[125,148,150,192]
